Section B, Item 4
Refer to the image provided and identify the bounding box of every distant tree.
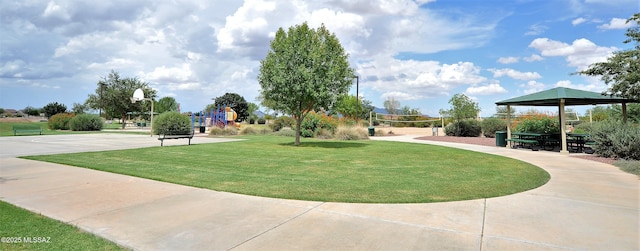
[212,93,249,122]
[0,108,5,116]
[495,106,516,118]
[42,102,67,118]
[258,22,354,145]
[577,13,640,100]
[383,97,401,114]
[71,102,89,114]
[85,70,156,128]
[247,102,260,120]
[23,106,40,117]
[334,95,374,120]
[155,96,179,114]
[445,93,480,122]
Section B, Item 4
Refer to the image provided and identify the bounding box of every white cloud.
[598,17,633,30]
[489,68,542,80]
[520,80,546,94]
[554,80,605,92]
[523,54,544,62]
[358,57,486,101]
[572,17,587,26]
[497,57,519,64]
[42,1,70,20]
[465,83,507,95]
[529,37,616,70]
[525,24,548,35]
[142,64,196,84]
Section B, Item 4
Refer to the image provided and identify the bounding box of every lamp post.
[354,75,359,126]
[132,88,154,136]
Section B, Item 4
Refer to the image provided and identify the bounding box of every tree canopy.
[578,13,640,100]
[444,93,480,122]
[85,70,156,128]
[155,96,179,114]
[42,102,67,118]
[211,93,249,122]
[257,22,354,145]
[333,94,374,121]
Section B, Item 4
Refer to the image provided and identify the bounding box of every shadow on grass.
[279,141,367,148]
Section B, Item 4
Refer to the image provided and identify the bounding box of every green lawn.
[0,201,125,251]
[24,136,550,203]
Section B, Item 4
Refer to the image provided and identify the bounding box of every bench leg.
[188,138,191,145]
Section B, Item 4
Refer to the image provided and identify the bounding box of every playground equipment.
[191,105,239,132]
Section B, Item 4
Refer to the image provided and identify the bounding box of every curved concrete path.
[0,134,637,250]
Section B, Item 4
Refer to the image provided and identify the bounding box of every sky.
[1,0,637,117]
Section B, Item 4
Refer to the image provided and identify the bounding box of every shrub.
[335,126,369,140]
[273,127,296,137]
[69,114,103,131]
[240,126,271,135]
[153,112,191,135]
[514,116,559,134]
[300,112,338,138]
[209,126,238,136]
[257,118,266,124]
[481,117,507,138]
[573,122,594,134]
[375,129,387,136]
[591,120,640,160]
[270,116,294,131]
[445,120,481,137]
[316,128,334,139]
[48,113,75,130]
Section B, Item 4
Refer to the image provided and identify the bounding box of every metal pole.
[355,75,359,126]
[149,99,154,137]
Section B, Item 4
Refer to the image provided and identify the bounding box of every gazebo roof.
[495,87,638,106]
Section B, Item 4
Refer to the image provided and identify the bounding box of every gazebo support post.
[506,105,512,148]
[560,99,568,155]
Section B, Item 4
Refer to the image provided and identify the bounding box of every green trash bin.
[368,126,375,136]
[496,131,507,147]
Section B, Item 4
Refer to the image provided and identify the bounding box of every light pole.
[131,88,154,136]
[354,75,359,126]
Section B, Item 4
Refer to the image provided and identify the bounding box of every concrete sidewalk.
[0,134,638,250]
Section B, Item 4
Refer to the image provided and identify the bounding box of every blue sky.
[1,0,637,117]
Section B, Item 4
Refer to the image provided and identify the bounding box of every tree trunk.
[121,112,126,129]
[295,117,302,146]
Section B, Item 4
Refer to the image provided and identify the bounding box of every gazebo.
[495,87,638,154]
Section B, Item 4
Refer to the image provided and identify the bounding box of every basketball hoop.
[131,88,154,136]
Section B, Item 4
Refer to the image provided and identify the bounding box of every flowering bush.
[300,112,338,138]
[48,113,75,130]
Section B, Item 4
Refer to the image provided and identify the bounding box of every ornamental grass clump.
[335,126,369,140]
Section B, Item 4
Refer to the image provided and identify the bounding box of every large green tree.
[578,13,640,100]
[155,96,179,114]
[258,22,354,145]
[85,70,156,128]
[211,93,249,122]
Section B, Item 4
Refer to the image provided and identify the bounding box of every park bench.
[12,124,43,136]
[506,138,540,151]
[157,130,194,146]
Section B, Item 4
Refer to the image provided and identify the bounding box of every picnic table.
[508,132,562,151]
[567,133,590,153]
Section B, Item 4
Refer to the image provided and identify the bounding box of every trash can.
[368,126,375,136]
[496,131,507,147]
[199,126,206,133]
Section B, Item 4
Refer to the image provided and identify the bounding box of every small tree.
[23,106,40,117]
[212,93,249,122]
[85,70,156,128]
[334,95,374,121]
[43,102,67,118]
[72,102,89,114]
[258,22,354,145]
[156,96,179,114]
[384,97,401,115]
